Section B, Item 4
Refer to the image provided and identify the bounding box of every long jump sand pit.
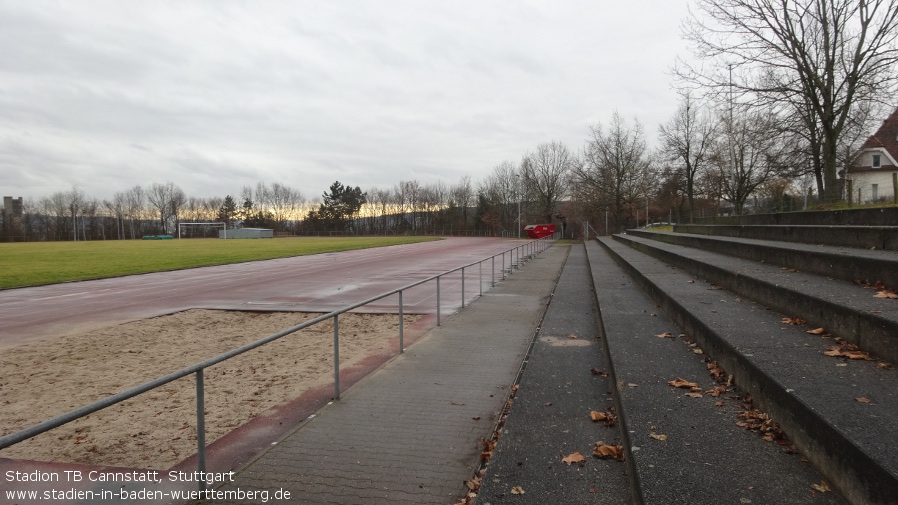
[0,309,422,469]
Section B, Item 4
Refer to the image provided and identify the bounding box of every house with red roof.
[844,106,898,204]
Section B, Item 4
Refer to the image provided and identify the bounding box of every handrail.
[0,235,557,488]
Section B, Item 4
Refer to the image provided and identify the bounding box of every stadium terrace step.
[673,224,898,251]
[584,240,846,505]
[612,233,898,366]
[594,236,898,505]
[693,207,898,227]
[626,228,898,290]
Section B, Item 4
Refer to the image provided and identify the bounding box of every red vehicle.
[524,224,556,239]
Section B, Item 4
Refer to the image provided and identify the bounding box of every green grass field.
[0,237,440,290]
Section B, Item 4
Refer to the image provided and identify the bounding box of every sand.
[0,309,420,469]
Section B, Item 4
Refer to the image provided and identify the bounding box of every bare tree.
[658,94,717,222]
[574,112,655,232]
[521,142,574,224]
[681,0,898,201]
[66,187,85,241]
[147,182,185,234]
[104,192,128,240]
[449,175,475,230]
[268,182,304,232]
[125,185,145,239]
[710,105,791,213]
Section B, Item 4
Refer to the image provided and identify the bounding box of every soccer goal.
[178,222,226,239]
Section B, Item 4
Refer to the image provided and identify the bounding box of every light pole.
[515,173,522,238]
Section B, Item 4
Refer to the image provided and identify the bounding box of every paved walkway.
[211,244,569,504]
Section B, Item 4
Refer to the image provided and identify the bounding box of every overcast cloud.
[0,0,691,202]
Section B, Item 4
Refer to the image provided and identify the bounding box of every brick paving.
[211,245,568,505]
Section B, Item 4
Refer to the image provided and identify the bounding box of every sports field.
[0,236,439,290]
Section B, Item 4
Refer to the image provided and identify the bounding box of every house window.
[872,154,881,168]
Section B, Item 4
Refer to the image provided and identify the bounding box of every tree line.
[3,0,895,242]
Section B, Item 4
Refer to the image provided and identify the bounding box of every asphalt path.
[0,237,527,350]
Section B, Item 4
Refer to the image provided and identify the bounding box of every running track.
[0,237,525,350]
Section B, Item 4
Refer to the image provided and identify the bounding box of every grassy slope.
[0,237,439,289]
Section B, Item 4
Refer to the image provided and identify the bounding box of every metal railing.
[0,235,556,490]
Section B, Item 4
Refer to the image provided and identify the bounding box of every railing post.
[399,290,404,353]
[491,256,495,287]
[195,369,206,492]
[461,266,465,308]
[436,276,441,326]
[502,253,506,280]
[333,314,340,400]
[479,261,483,297]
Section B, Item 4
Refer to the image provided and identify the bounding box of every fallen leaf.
[877,362,893,370]
[568,334,579,339]
[591,368,609,377]
[781,317,806,325]
[685,391,703,398]
[511,486,525,495]
[824,345,873,361]
[593,442,625,461]
[811,481,831,493]
[562,452,586,465]
[874,290,898,299]
[589,409,618,427]
[655,332,673,339]
[806,327,826,335]
[706,386,727,397]
[649,433,668,441]
[855,397,871,403]
[480,438,496,462]
[715,401,725,407]
[668,378,699,389]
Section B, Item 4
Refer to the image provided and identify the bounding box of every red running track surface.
[0,237,526,350]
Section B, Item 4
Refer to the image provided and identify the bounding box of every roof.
[857,106,898,164]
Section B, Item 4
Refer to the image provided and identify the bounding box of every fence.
[0,234,557,490]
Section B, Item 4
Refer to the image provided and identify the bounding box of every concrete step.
[596,237,898,504]
[613,233,898,365]
[673,224,898,251]
[584,240,845,505]
[626,228,898,289]
[475,244,630,504]
[692,207,898,227]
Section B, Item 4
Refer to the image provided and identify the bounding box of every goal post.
[178,222,226,239]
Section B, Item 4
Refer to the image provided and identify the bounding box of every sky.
[0,0,693,203]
